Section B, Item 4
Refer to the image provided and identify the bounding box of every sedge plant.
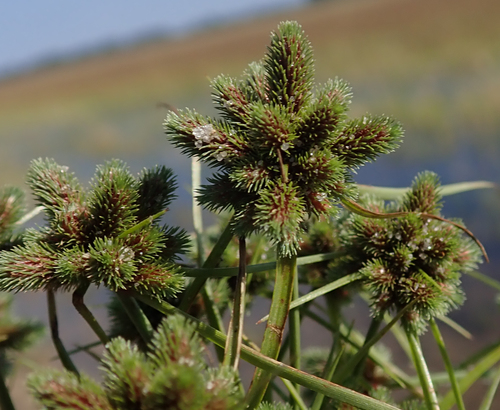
[0,20,497,410]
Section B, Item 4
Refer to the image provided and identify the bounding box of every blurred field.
[1,0,499,157]
[1,0,500,408]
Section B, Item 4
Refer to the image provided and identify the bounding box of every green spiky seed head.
[164,21,402,257]
[29,315,243,410]
[339,172,483,334]
[0,159,189,299]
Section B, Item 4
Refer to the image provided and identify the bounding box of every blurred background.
[1,0,499,408]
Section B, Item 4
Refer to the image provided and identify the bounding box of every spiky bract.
[0,159,189,299]
[165,21,402,257]
[29,315,243,410]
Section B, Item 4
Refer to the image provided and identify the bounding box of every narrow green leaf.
[407,331,440,410]
[184,251,337,278]
[437,315,472,340]
[358,181,498,200]
[281,378,308,410]
[467,270,500,292]
[257,272,361,323]
[479,364,500,410]
[441,342,500,410]
[430,318,465,410]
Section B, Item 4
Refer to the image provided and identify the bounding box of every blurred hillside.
[1,0,499,242]
[1,0,500,408]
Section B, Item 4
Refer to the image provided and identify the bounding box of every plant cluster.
[29,315,243,410]
[164,21,402,257]
[0,158,188,299]
[0,20,497,410]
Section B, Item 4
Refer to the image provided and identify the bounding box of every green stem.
[132,292,401,410]
[270,381,288,402]
[201,283,226,362]
[467,270,500,292]
[281,378,308,410]
[288,265,301,406]
[257,272,361,324]
[115,292,153,345]
[479,364,500,410]
[47,290,79,375]
[0,362,15,410]
[179,219,234,311]
[429,318,465,410]
[311,340,344,410]
[352,316,383,381]
[185,251,337,279]
[246,254,297,409]
[441,340,500,410]
[72,283,109,345]
[223,236,247,370]
[335,302,416,387]
[407,330,440,410]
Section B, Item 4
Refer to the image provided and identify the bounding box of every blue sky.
[0,0,303,77]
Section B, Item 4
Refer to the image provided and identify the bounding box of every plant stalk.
[429,318,465,410]
[72,283,109,345]
[179,220,234,311]
[407,330,440,410]
[133,292,401,410]
[245,254,297,409]
[115,292,153,345]
[47,290,79,375]
[0,363,15,410]
[289,267,302,406]
[223,236,247,370]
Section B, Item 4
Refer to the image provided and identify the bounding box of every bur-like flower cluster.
[338,172,483,333]
[29,315,243,410]
[164,21,402,256]
[0,186,25,251]
[0,294,43,377]
[0,159,189,299]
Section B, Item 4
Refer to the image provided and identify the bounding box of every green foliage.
[164,21,402,257]
[0,159,189,299]
[29,315,243,410]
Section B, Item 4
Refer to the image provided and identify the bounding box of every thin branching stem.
[479,364,500,410]
[72,283,109,346]
[223,236,247,370]
[311,340,344,410]
[201,283,226,362]
[115,291,153,345]
[179,219,234,311]
[289,265,301,405]
[334,302,416,386]
[407,330,440,410]
[0,363,15,410]
[257,272,361,324]
[281,378,308,410]
[429,318,465,410]
[47,290,79,375]
[441,341,500,410]
[132,292,402,410]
